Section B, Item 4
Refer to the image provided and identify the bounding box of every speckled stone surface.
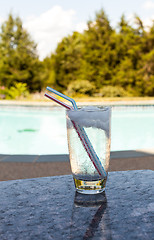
[0,170,153,240]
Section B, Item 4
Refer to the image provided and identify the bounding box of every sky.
[0,0,154,59]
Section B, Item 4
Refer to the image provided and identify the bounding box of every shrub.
[98,85,129,97]
[3,83,29,99]
[66,80,95,97]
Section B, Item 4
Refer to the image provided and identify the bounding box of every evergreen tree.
[41,55,56,89]
[82,9,114,88]
[45,9,154,96]
[1,10,153,97]
[53,31,84,92]
[0,14,42,92]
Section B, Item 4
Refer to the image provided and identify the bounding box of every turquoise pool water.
[0,106,154,154]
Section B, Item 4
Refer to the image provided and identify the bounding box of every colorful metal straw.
[45,87,107,178]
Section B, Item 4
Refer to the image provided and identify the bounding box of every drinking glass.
[66,106,111,194]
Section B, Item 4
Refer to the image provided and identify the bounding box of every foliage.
[0,10,154,98]
[0,14,42,94]
[0,83,29,99]
[41,56,56,89]
[98,85,129,97]
[53,32,85,92]
[66,80,95,97]
[44,10,153,97]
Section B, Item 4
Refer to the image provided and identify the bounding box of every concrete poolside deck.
[0,150,153,181]
[0,99,154,107]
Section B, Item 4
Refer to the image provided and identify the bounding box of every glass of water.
[66,106,111,194]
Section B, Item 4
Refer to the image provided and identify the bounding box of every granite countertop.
[0,170,153,240]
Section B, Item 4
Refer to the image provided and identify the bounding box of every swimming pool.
[0,106,154,154]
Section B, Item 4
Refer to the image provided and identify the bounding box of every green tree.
[82,9,114,88]
[40,9,154,97]
[136,49,154,96]
[0,14,42,93]
[53,31,85,92]
[112,14,146,95]
[41,55,56,89]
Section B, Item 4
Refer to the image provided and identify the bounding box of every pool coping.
[0,150,153,162]
[0,150,153,181]
[0,99,154,107]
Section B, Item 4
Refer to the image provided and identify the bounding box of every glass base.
[74,178,107,194]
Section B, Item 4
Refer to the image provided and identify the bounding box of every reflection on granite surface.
[71,192,112,239]
[0,170,153,239]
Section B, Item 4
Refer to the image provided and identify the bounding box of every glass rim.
[66,106,111,113]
